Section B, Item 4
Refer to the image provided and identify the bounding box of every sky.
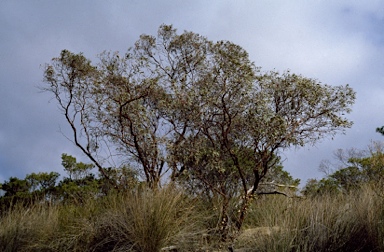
[1,1,384,186]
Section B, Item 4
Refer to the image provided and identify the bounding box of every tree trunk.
[219,197,230,242]
[236,195,250,231]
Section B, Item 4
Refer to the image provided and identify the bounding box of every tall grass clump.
[94,185,202,251]
[235,183,384,251]
[50,198,102,251]
[0,198,106,251]
[0,203,60,252]
[0,186,203,251]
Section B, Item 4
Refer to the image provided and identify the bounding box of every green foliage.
[1,177,30,197]
[57,154,139,203]
[304,141,384,197]
[98,166,139,194]
[302,178,340,196]
[26,172,59,192]
[0,154,139,209]
[61,153,94,181]
[58,153,99,203]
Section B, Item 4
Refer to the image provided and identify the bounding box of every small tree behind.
[304,141,384,196]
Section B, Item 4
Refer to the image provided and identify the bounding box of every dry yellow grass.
[1,183,383,251]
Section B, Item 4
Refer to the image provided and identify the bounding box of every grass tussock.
[1,183,384,251]
[93,186,203,251]
[237,183,384,251]
[0,203,60,252]
[0,186,203,252]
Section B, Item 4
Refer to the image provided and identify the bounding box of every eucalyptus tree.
[43,24,355,240]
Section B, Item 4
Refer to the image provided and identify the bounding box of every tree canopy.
[42,24,355,238]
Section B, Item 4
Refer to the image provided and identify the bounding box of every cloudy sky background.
[1,1,384,186]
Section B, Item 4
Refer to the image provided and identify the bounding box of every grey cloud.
[0,0,383,185]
